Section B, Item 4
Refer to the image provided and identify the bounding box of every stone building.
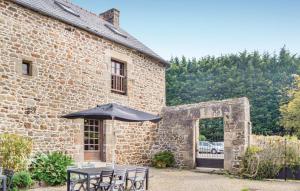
[0,0,167,165]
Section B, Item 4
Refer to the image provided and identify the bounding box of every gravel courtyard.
[30,168,300,191]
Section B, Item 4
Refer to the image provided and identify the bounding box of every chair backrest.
[126,169,136,178]
[67,165,81,180]
[135,167,147,179]
[113,169,127,182]
[101,170,114,183]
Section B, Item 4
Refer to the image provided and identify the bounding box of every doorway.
[196,118,224,168]
[84,119,105,161]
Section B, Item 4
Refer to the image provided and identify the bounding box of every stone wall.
[151,97,251,172]
[0,0,165,165]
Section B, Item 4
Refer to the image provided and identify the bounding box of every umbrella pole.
[112,116,115,169]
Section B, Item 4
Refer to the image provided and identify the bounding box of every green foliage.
[280,76,300,138]
[152,151,175,168]
[30,152,73,186]
[199,134,206,141]
[241,142,300,179]
[241,145,280,179]
[199,118,223,140]
[0,134,33,171]
[241,189,249,191]
[166,48,300,135]
[12,171,33,189]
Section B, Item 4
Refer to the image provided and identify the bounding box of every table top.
[67,165,148,176]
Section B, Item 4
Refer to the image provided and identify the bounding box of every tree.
[280,76,300,138]
[166,48,300,135]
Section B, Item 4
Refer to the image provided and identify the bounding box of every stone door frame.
[151,97,251,172]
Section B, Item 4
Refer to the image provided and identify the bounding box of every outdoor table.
[67,166,149,191]
[0,175,7,191]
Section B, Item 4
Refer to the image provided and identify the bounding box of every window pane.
[89,145,95,150]
[22,63,29,75]
[89,120,94,125]
[89,126,94,132]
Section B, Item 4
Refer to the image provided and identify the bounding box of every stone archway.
[151,97,251,172]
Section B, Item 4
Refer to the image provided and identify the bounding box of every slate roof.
[12,0,168,66]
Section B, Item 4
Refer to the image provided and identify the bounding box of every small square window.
[22,60,32,76]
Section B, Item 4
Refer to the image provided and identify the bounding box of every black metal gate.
[196,139,224,168]
[197,119,224,168]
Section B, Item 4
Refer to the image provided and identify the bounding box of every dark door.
[84,119,105,161]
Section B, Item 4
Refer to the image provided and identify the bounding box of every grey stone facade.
[151,97,251,172]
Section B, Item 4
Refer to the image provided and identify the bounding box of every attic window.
[105,24,127,38]
[55,1,80,17]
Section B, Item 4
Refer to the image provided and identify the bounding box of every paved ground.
[30,168,300,191]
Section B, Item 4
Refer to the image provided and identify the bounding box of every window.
[105,24,127,38]
[54,1,80,17]
[111,60,126,94]
[22,60,32,76]
[84,119,102,151]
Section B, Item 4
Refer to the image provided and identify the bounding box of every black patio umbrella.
[62,103,161,122]
[62,103,162,167]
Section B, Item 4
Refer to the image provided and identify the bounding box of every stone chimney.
[99,8,120,27]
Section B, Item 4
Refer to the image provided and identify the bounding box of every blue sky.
[72,0,300,60]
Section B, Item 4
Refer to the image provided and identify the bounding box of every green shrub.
[0,134,32,171]
[152,151,175,168]
[241,143,300,179]
[12,171,33,189]
[199,134,206,141]
[30,152,73,186]
[241,145,283,179]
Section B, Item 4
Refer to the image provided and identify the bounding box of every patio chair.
[128,168,147,191]
[109,169,127,191]
[94,170,114,191]
[82,163,104,191]
[68,165,87,191]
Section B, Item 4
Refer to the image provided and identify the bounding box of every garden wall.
[151,97,251,172]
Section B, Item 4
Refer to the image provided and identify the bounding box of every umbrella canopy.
[62,103,161,123]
